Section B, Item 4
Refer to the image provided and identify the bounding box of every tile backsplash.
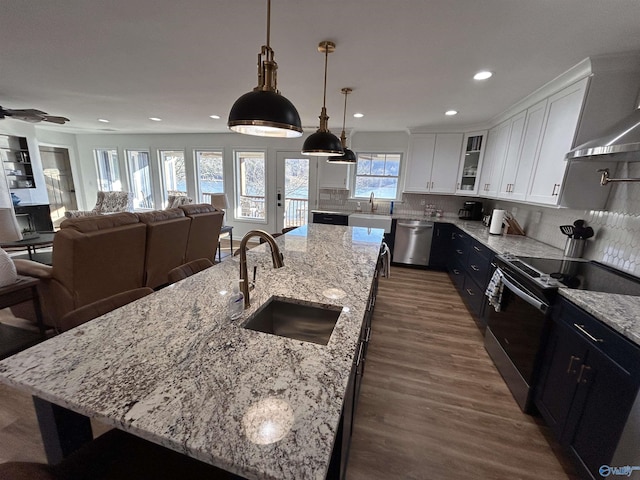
[318,162,640,277]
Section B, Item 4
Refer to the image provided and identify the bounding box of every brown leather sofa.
[14,205,224,331]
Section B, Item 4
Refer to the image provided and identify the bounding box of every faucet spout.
[238,230,284,309]
[369,192,377,213]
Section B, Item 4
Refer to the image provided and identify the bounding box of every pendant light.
[328,88,357,164]
[302,41,344,156]
[228,0,303,138]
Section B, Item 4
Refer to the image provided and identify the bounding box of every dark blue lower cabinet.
[535,298,640,479]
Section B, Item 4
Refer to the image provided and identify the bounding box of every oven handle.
[501,273,548,313]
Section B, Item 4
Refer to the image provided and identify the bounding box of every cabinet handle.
[566,355,581,374]
[365,326,372,342]
[577,364,591,384]
[551,183,560,196]
[431,182,434,189]
[473,246,481,252]
[456,249,464,254]
[452,269,460,275]
[490,262,497,268]
[466,288,475,296]
[470,265,480,271]
[574,323,603,343]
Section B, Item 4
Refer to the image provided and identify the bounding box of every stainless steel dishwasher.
[393,219,434,266]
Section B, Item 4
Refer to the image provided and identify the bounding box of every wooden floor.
[346,267,578,480]
[0,266,578,478]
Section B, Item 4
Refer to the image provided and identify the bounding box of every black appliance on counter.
[484,254,640,412]
[458,201,483,220]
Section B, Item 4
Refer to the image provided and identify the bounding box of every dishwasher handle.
[397,222,434,229]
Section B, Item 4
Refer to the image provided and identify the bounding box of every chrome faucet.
[237,230,284,309]
[369,192,377,213]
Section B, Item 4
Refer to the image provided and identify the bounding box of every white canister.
[489,209,505,235]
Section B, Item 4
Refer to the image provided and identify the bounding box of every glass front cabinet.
[455,131,486,196]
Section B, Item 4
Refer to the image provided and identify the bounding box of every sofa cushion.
[60,212,140,233]
[136,208,185,224]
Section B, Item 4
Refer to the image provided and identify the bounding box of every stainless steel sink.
[243,297,342,345]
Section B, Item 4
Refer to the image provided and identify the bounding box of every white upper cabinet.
[497,110,527,200]
[432,133,463,194]
[501,100,547,202]
[478,121,510,198]
[404,134,436,193]
[404,133,463,194]
[455,132,486,196]
[318,159,350,189]
[525,78,588,205]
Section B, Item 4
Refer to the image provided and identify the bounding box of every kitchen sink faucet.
[369,192,377,213]
[237,230,284,309]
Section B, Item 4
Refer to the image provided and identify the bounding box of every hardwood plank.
[346,267,579,480]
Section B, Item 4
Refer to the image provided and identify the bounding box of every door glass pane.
[94,149,122,191]
[126,150,153,209]
[196,150,224,202]
[235,151,265,220]
[284,157,309,228]
[160,150,186,205]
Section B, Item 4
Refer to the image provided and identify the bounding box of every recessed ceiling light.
[353,113,364,118]
[97,118,110,123]
[149,117,162,122]
[209,115,221,119]
[473,71,493,80]
[445,110,458,116]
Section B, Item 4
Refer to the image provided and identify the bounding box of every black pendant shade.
[227,0,303,138]
[302,130,344,156]
[328,146,356,163]
[228,90,302,138]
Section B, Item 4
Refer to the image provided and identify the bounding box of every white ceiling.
[2,0,640,135]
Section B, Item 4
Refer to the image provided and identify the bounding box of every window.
[159,150,186,205]
[196,150,224,202]
[94,149,122,191]
[126,150,154,209]
[235,151,266,220]
[353,152,401,199]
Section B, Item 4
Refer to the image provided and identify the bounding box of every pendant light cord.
[266,0,271,48]
[322,46,328,109]
[341,90,348,130]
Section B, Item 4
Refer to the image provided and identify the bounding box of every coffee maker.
[458,201,483,221]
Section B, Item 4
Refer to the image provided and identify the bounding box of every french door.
[275,152,317,232]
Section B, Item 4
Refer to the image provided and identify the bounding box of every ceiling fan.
[0,106,70,125]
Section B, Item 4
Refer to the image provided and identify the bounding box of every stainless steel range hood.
[566,108,640,161]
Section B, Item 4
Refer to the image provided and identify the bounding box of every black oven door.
[485,270,551,412]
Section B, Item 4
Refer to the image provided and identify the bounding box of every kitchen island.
[0,224,384,480]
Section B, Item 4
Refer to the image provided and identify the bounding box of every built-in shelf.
[0,135,36,189]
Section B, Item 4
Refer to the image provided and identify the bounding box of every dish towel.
[485,268,505,312]
[380,242,391,278]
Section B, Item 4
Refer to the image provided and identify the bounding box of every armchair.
[65,191,133,218]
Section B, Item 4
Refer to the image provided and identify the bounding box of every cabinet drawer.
[467,246,493,287]
[312,213,348,225]
[448,260,466,291]
[461,276,486,318]
[451,231,470,264]
[555,298,640,378]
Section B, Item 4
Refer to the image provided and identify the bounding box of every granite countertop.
[0,224,384,480]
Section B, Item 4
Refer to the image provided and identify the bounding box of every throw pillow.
[0,248,18,288]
